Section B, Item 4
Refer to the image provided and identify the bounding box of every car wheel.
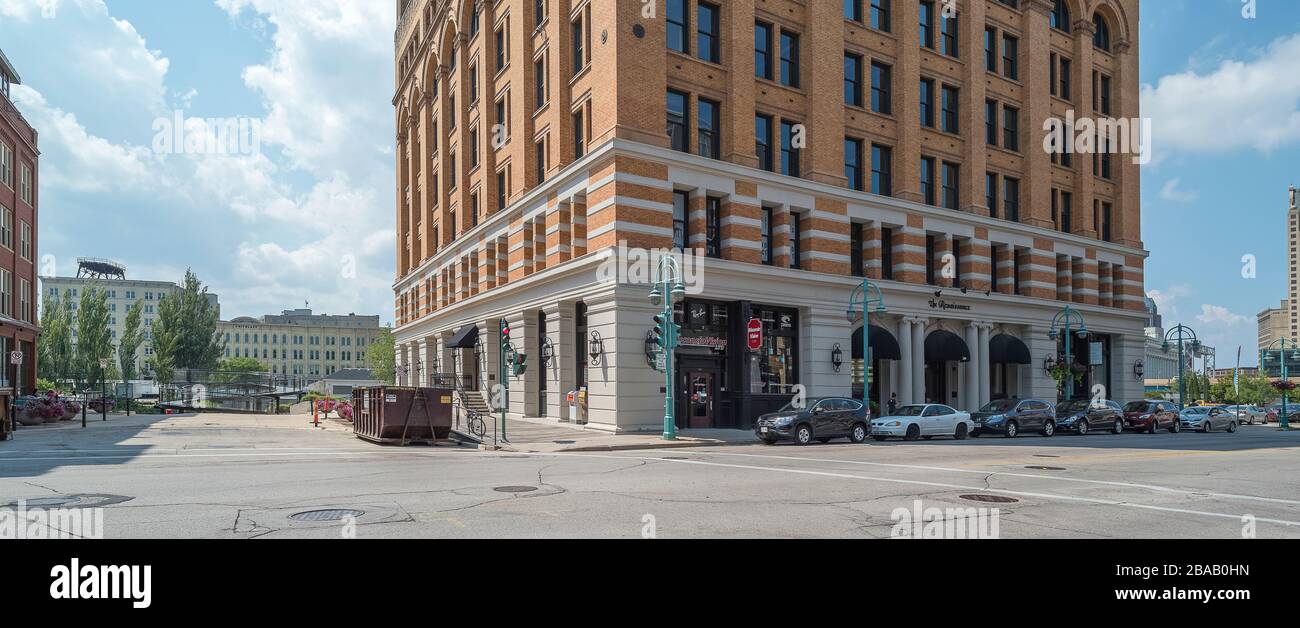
[1201,422,1211,433]
[1147,420,1158,434]
[1170,420,1180,434]
[849,423,869,444]
[1077,420,1089,436]
[1112,418,1124,435]
[1041,420,1055,437]
[904,424,921,441]
[954,422,969,440]
[794,424,814,445]
[1004,420,1019,438]
[1228,421,1238,433]
[872,435,889,441]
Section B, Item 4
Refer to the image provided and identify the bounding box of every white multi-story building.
[217,309,383,381]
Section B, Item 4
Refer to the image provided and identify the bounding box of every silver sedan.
[1223,405,1267,425]
[1179,406,1238,433]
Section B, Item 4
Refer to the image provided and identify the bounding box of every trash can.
[576,387,589,425]
[352,386,454,445]
[567,390,579,423]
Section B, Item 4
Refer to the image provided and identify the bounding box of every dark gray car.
[754,397,871,445]
[1055,399,1125,435]
[970,398,1056,438]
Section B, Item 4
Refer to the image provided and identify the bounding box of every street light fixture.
[1163,324,1199,410]
[1047,306,1089,402]
[1261,338,1296,430]
[649,254,686,440]
[846,277,887,407]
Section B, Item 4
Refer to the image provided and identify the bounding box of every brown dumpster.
[353,386,454,445]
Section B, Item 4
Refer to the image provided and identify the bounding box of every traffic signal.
[512,352,528,376]
[501,323,511,348]
[651,314,669,349]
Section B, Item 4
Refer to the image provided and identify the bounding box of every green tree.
[74,285,114,392]
[366,327,396,385]
[153,269,224,376]
[1171,370,1211,404]
[117,300,145,382]
[38,292,76,385]
[1212,372,1277,406]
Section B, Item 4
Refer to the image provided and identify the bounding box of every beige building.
[391,0,1148,432]
[1258,299,1288,353]
[218,309,383,380]
[41,260,220,379]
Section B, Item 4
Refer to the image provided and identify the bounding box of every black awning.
[925,330,970,363]
[988,333,1032,365]
[852,325,901,361]
[447,324,479,349]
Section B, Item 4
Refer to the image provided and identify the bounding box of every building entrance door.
[687,372,716,429]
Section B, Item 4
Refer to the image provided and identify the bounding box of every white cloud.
[1147,285,1192,318]
[1196,304,1251,326]
[1142,33,1300,158]
[1158,178,1199,203]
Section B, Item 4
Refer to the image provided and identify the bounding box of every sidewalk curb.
[502,439,762,454]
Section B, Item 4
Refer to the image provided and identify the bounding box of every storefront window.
[755,307,798,394]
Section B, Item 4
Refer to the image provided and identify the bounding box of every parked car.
[754,397,871,445]
[1222,404,1268,425]
[870,404,973,441]
[1179,406,1238,433]
[1266,403,1299,423]
[1055,399,1125,435]
[970,398,1056,438]
[1122,399,1181,433]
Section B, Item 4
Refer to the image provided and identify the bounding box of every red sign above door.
[747,318,763,351]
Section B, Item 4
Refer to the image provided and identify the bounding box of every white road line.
[661,450,1300,508]
[0,451,388,462]
[0,447,374,455]
[535,451,1300,528]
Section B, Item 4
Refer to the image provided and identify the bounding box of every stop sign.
[747,318,763,351]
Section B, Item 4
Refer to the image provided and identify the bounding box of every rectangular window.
[919,78,935,127]
[667,90,690,153]
[1059,57,1072,100]
[1001,34,1019,80]
[698,97,720,159]
[941,161,959,209]
[571,15,586,73]
[19,165,30,205]
[697,2,720,63]
[1002,105,1019,151]
[1050,53,1057,95]
[468,64,478,104]
[780,32,801,88]
[0,144,10,188]
[497,170,509,210]
[572,109,586,158]
[1003,177,1020,222]
[761,207,774,265]
[495,26,507,72]
[790,212,803,269]
[845,137,864,191]
[756,114,774,171]
[667,0,689,54]
[1101,201,1113,242]
[871,0,891,32]
[535,0,546,24]
[871,144,892,196]
[780,121,801,177]
[851,222,864,277]
[534,58,546,110]
[19,221,29,260]
[985,172,998,218]
[940,12,958,57]
[1059,190,1073,233]
[870,61,892,114]
[469,126,479,167]
[920,157,936,205]
[984,27,997,72]
[705,196,722,258]
[755,22,773,80]
[845,0,863,22]
[925,234,937,285]
[919,1,934,49]
[940,85,959,133]
[1099,74,1112,114]
[673,191,688,250]
[985,100,998,145]
[0,207,10,250]
[844,53,863,106]
[20,278,30,322]
[881,227,894,279]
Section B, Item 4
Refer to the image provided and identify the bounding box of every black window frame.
[667,0,690,54]
[698,96,720,159]
[941,161,959,210]
[870,60,892,114]
[755,21,774,80]
[755,114,774,171]
[780,120,802,178]
[667,89,690,153]
[844,52,864,107]
[697,2,721,63]
[780,31,801,88]
[871,143,892,196]
[672,190,689,250]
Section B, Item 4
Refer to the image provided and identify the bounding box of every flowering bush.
[337,401,354,421]
[33,399,66,420]
[315,398,338,418]
[1272,380,1297,392]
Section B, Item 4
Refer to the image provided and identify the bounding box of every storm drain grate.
[493,486,538,493]
[959,494,1019,504]
[1025,465,1067,471]
[4,494,133,509]
[288,509,365,522]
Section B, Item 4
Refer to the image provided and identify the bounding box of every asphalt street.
[3,413,1299,539]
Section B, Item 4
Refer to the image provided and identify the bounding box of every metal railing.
[430,372,490,444]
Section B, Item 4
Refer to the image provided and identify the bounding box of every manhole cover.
[959,494,1019,504]
[493,486,538,493]
[288,509,365,522]
[4,494,133,509]
[1025,465,1067,471]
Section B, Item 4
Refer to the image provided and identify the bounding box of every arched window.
[1051,0,1071,32]
[1093,13,1111,51]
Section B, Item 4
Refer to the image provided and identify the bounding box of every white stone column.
[1025,325,1060,401]
[896,317,913,405]
[545,302,576,421]
[478,319,502,405]
[396,342,410,385]
[911,318,928,403]
[978,324,992,407]
[806,306,852,398]
[504,310,538,419]
[415,338,431,387]
[964,322,980,411]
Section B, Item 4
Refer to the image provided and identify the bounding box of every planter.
[16,410,43,427]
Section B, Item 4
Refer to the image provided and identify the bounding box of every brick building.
[0,47,38,403]
[390,0,1147,432]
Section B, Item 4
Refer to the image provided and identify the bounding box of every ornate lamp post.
[649,255,686,440]
[1162,324,1200,410]
[1261,338,1297,430]
[845,277,887,407]
[1047,306,1089,401]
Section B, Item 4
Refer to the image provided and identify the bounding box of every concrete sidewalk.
[475,415,758,453]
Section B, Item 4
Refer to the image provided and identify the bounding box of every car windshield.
[1123,401,1153,412]
[1182,407,1210,414]
[1056,400,1091,413]
[890,405,927,417]
[979,399,1017,413]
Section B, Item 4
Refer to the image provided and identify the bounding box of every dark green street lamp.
[649,255,686,440]
[1047,306,1089,401]
[1162,324,1200,410]
[846,277,887,407]
[1261,338,1297,430]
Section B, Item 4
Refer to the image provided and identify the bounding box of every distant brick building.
[0,47,38,398]
[391,0,1147,432]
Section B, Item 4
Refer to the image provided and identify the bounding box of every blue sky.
[2,0,1299,365]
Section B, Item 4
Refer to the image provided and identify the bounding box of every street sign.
[654,352,666,373]
[9,351,21,365]
[747,318,763,351]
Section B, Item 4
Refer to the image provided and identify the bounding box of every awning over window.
[925,330,970,363]
[988,333,1032,365]
[851,325,901,361]
[447,324,479,349]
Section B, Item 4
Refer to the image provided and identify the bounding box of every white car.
[871,404,973,441]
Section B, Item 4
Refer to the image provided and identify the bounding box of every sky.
[1,0,1299,365]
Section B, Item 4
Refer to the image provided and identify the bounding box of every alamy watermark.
[595,241,705,293]
[1,502,104,539]
[891,500,1000,539]
[152,111,262,156]
[1043,110,1152,166]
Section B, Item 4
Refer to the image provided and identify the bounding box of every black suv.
[754,397,871,445]
[970,398,1057,438]
[1056,399,1125,435]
